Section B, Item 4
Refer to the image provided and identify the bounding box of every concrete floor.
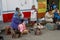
[0,22,60,40]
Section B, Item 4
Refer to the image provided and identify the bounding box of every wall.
[2,0,8,11]
[59,0,60,10]
[0,0,3,21]
[38,0,47,18]
[1,0,38,22]
[2,0,38,11]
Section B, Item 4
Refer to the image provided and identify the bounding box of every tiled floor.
[0,22,60,40]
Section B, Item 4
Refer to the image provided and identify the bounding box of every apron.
[30,10,37,21]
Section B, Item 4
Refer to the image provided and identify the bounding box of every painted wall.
[0,0,38,21]
[38,0,47,13]
[2,0,38,11]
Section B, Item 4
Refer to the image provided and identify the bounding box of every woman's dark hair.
[16,7,19,11]
[19,19,24,24]
[37,23,39,25]
[48,9,52,12]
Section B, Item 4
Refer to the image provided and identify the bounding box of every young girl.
[18,20,28,35]
[30,5,37,26]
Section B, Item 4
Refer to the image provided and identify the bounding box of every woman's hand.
[18,13,21,16]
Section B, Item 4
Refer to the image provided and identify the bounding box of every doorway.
[47,0,59,10]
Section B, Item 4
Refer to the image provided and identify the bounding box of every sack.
[56,23,60,30]
[35,28,41,35]
[37,25,44,29]
[22,30,28,34]
[45,23,56,30]
[57,25,60,30]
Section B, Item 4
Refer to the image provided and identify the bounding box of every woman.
[30,5,37,26]
[53,8,59,23]
[45,10,54,22]
[11,7,24,30]
[5,8,24,34]
[57,11,60,20]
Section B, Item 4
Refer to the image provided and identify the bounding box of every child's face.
[32,5,35,9]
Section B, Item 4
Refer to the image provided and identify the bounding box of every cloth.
[18,22,26,33]
[34,23,44,29]
[30,10,37,21]
[45,12,53,22]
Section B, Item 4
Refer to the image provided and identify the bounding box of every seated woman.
[53,8,59,23]
[45,10,54,22]
[56,11,60,20]
[18,20,28,35]
[11,7,24,30]
[5,7,24,35]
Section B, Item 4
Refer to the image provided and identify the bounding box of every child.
[30,5,37,26]
[33,22,42,35]
[18,20,28,35]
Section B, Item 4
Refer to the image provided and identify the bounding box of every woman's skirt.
[10,17,22,30]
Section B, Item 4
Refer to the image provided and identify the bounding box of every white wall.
[33,0,38,9]
[2,0,8,11]
[0,0,3,21]
[2,0,38,11]
[6,0,20,11]
[0,0,38,21]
